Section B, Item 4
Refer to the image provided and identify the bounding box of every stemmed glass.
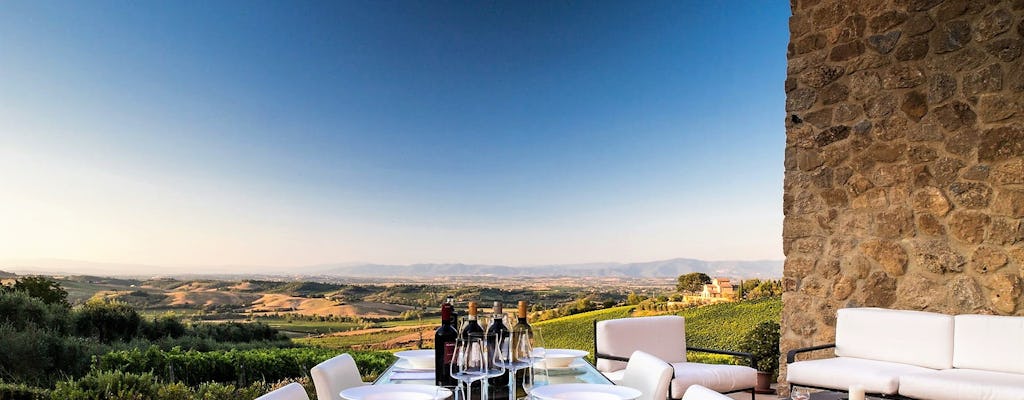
[496,330,535,400]
[521,327,548,400]
[450,335,488,400]
[791,387,811,400]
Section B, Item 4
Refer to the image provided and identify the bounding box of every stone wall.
[781,0,1024,391]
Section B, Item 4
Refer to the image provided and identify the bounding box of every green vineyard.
[535,297,781,364]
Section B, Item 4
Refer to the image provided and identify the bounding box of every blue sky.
[0,1,790,268]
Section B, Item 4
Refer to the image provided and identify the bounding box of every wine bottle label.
[443,342,456,363]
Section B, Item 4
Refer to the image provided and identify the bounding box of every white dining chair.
[681,384,733,400]
[255,382,310,400]
[614,350,674,400]
[311,353,366,400]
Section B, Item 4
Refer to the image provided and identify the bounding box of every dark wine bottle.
[486,301,510,387]
[461,301,484,338]
[434,296,458,386]
[512,300,533,397]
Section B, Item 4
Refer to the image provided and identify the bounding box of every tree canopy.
[676,272,711,293]
[10,276,69,307]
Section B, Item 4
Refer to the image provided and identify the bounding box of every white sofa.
[594,315,757,400]
[786,308,1024,400]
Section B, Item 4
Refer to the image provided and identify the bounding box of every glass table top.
[373,359,614,400]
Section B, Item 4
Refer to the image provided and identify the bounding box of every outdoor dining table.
[369,358,615,400]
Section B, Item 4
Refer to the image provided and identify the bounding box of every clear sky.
[0,1,790,269]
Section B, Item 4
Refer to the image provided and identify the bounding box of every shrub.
[73,299,142,343]
[0,291,70,333]
[0,382,51,400]
[51,371,274,400]
[94,347,394,386]
[739,320,781,379]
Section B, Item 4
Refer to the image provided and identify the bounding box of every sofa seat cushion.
[669,362,756,398]
[787,357,936,395]
[899,368,1024,400]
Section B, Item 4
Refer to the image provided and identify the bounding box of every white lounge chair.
[311,353,366,400]
[613,350,674,400]
[595,315,756,400]
[255,382,310,400]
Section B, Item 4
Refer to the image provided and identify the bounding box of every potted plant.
[739,320,781,394]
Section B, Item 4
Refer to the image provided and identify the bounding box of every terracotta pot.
[755,371,776,394]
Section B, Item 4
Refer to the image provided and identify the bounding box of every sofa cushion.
[786,356,936,395]
[669,362,756,399]
[899,368,1024,400]
[954,314,1024,375]
[681,384,733,400]
[835,307,954,369]
[595,316,687,373]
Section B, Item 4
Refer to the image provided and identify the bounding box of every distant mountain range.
[304,258,782,279]
[1,258,782,279]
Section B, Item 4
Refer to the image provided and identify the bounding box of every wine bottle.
[461,301,484,339]
[434,296,458,386]
[512,300,533,398]
[486,301,510,387]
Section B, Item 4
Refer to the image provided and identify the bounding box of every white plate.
[530,383,642,400]
[340,384,451,400]
[535,349,589,368]
[394,358,433,371]
[394,350,435,369]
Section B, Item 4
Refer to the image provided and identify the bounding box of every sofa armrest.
[688,346,757,369]
[786,343,835,364]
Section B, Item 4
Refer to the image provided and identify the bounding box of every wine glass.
[791,387,811,400]
[521,326,548,399]
[450,336,487,400]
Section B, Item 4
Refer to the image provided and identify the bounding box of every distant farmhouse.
[700,278,736,301]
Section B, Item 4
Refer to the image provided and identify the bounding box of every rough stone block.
[895,34,930,60]
[972,245,1010,274]
[984,273,1022,313]
[882,65,926,88]
[985,38,1023,62]
[787,88,818,112]
[948,210,992,244]
[901,90,928,121]
[975,8,1013,41]
[979,125,1024,162]
[860,238,909,275]
[932,101,977,131]
[913,239,967,273]
[927,73,957,103]
[869,10,909,33]
[931,20,973,53]
[867,31,901,54]
[993,189,1024,218]
[991,159,1024,185]
[912,187,952,216]
[963,64,1004,96]
[976,94,1019,122]
[948,181,994,209]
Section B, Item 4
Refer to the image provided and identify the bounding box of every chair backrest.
[255,382,310,400]
[595,315,686,372]
[953,314,1024,374]
[310,353,363,400]
[619,350,673,400]
[681,384,732,400]
[835,307,954,370]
